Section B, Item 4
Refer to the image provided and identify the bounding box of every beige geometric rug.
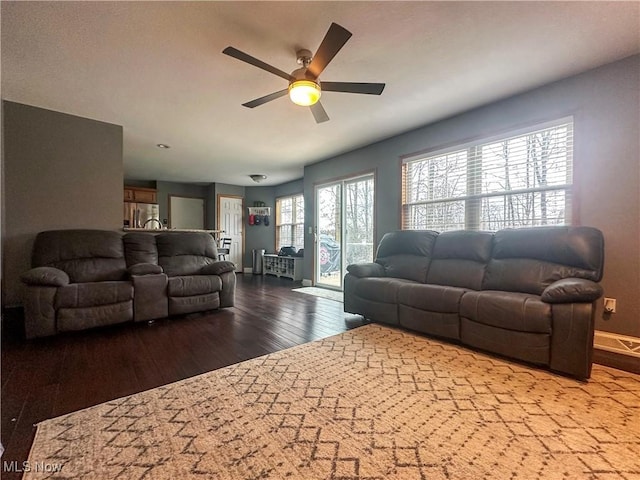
[25,324,640,479]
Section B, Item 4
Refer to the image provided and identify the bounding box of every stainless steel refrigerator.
[124,202,160,228]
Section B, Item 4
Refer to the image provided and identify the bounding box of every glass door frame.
[314,172,376,290]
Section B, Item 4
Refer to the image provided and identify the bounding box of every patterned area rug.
[25,325,640,479]
[292,286,343,302]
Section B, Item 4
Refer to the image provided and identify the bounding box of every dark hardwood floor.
[1,274,365,479]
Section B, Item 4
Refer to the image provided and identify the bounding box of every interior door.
[218,195,243,272]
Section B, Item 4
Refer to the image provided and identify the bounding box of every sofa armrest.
[21,267,69,287]
[128,263,163,276]
[201,261,236,275]
[541,278,603,304]
[346,262,385,278]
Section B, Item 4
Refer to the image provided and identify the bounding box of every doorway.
[315,173,375,290]
[217,195,243,272]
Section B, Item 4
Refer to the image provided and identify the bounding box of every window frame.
[275,193,305,252]
[401,117,574,232]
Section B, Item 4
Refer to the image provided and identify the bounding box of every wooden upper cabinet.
[124,186,157,203]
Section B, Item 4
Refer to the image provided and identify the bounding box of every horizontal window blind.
[402,119,573,231]
[276,194,304,250]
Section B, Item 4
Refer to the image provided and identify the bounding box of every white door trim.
[217,194,244,272]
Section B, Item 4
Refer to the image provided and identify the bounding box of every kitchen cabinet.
[124,187,157,203]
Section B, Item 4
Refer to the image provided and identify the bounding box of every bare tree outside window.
[276,194,304,250]
[402,120,573,232]
[345,177,375,265]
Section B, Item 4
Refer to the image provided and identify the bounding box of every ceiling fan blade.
[242,89,288,108]
[310,102,329,123]
[223,46,294,82]
[321,82,385,95]
[307,23,352,79]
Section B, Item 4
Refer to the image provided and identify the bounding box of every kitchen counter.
[123,228,224,239]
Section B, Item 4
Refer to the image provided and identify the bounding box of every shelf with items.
[247,207,271,216]
[262,254,302,281]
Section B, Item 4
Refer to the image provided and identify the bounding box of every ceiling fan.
[222,23,385,123]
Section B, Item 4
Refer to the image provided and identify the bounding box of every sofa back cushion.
[123,233,159,266]
[375,230,438,283]
[156,232,218,276]
[32,230,127,283]
[427,231,493,290]
[482,226,604,295]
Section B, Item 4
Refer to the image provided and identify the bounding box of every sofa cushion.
[398,283,468,313]
[128,263,164,276]
[123,233,159,266]
[168,275,222,297]
[157,232,218,276]
[377,255,431,283]
[201,261,235,275]
[460,318,550,366]
[346,262,385,278]
[55,281,133,309]
[354,277,418,303]
[374,230,438,282]
[541,278,603,304]
[31,230,126,283]
[21,267,70,287]
[482,226,604,295]
[169,293,220,316]
[58,302,133,332]
[426,231,493,290]
[460,290,552,334]
[32,230,127,283]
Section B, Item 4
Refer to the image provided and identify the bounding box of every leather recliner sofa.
[20,229,236,339]
[344,226,605,380]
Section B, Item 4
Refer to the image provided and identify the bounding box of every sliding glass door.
[315,174,375,290]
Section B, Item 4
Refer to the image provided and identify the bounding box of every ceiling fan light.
[288,80,321,106]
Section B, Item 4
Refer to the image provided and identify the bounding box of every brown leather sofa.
[344,226,605,380]
[20,230,236,339]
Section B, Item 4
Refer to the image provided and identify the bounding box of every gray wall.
[2,101,123,306]
[275,179,304,198]
[242,179,304,267]
[156,181,208,228]
[244,185,276,268]
[303,55,640,338]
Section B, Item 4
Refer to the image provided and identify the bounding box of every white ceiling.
[2,2,639,186]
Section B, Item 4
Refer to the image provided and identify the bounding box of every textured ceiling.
[2,1,639,186]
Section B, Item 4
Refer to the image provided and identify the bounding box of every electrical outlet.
[604,297,617,314]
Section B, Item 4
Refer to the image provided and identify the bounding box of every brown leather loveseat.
[20,229,236,339]
[344,226,605,379]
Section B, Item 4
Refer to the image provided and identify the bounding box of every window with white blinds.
[276,194,305,251]
[402,118,573,232]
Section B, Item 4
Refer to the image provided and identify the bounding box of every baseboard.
[301,279,313,287]
[593,348,640,374]
[2,306,25,339]
[592,330,640,374]
[593,330,640,358]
